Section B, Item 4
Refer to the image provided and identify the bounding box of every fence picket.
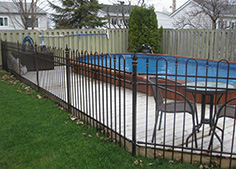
[161,29,236,61]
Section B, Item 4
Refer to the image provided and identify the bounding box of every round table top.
[183,81,236,94]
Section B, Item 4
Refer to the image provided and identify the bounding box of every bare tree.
[103,1,132,29]
[137,0,145,7]
[106,6,111,29]
[30,0,39,30]
[173,0,236,29]
[3,0,42,30]
[13,0,40,30]
[115,4,122,28]
[120,1,129,28]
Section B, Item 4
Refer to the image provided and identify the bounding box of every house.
[99,4,135,29]
[99,4,174,29]
[156,11,174,29]
[217,5,236,29]
[0,2,48,30]
[170,0,236,29]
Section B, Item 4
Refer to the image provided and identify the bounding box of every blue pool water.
[77,54,236,83]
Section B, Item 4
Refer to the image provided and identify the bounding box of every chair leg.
[193,119,198,148]
[158,112,163,130]
[208,131,214,150]
[186,126,198,148]
[192,93,199,130]
[208,122,223,150]
[195,110,200,132]
[194,128,198,148]
[186,114,198,148]
[208,127,221,150]
[152,110,160,143]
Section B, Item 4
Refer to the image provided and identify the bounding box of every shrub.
[128,6,163,53]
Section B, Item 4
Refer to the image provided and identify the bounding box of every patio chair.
[208,96,236,150]
[149,77,199,147]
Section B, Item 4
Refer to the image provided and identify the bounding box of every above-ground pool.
[76,53,236,83]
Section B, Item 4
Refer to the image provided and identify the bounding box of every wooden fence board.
[162,29,236,61]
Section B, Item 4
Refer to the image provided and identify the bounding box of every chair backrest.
[149,77,164,109]
[149,76,197,116]
[217,96,236,119]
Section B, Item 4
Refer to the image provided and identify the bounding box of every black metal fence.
[2,41,236,168]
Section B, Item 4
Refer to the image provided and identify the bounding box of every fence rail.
[2,41,236,168]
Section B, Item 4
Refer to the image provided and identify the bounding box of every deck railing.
[2,41,236,168]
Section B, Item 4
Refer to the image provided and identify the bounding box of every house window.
[27,18,38,28]
[0,17,8,26]
[224,21,228,29]
[111,18,117,25]
[218,21,222,29]
[125,19,129,25]
[229,21,234,29]
[231,22,235,29]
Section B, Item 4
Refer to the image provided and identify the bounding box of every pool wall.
[71,54,236,104]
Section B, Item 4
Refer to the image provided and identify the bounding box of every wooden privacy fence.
[162,29,236,62]
[1,28,236,66]
[0,29,129,66]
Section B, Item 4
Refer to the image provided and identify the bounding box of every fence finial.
[65,45,69,52]
[34,43,38,52]
[132,50,138,61]
[65,45,70,58]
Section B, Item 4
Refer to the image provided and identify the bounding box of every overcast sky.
[98,0,188,12]
[41,0,189,13]
[0,0,188,14]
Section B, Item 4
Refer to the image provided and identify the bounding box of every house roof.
[101,4,136,14]
[222,5,236,16]
[194,0,236,16]
[170,0,236,17]
[0,2,47,14]
[170,0,193,17]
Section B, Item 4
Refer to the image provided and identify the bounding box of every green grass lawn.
[0,70,204,169]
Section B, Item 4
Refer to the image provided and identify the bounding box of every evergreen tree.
[48,0,106,29]
[128,6,163,53]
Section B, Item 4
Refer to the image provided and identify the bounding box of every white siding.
[0,14,48,30]
[156,12,174,29]
[171,1,212,29]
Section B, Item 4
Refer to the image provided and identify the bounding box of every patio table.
[183,81,236,130]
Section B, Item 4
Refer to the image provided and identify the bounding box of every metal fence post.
[1,40,8,71]
[17,41,21,79]
[132,51,138,156]
[66,46,71,112]
[34,44,39,91]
